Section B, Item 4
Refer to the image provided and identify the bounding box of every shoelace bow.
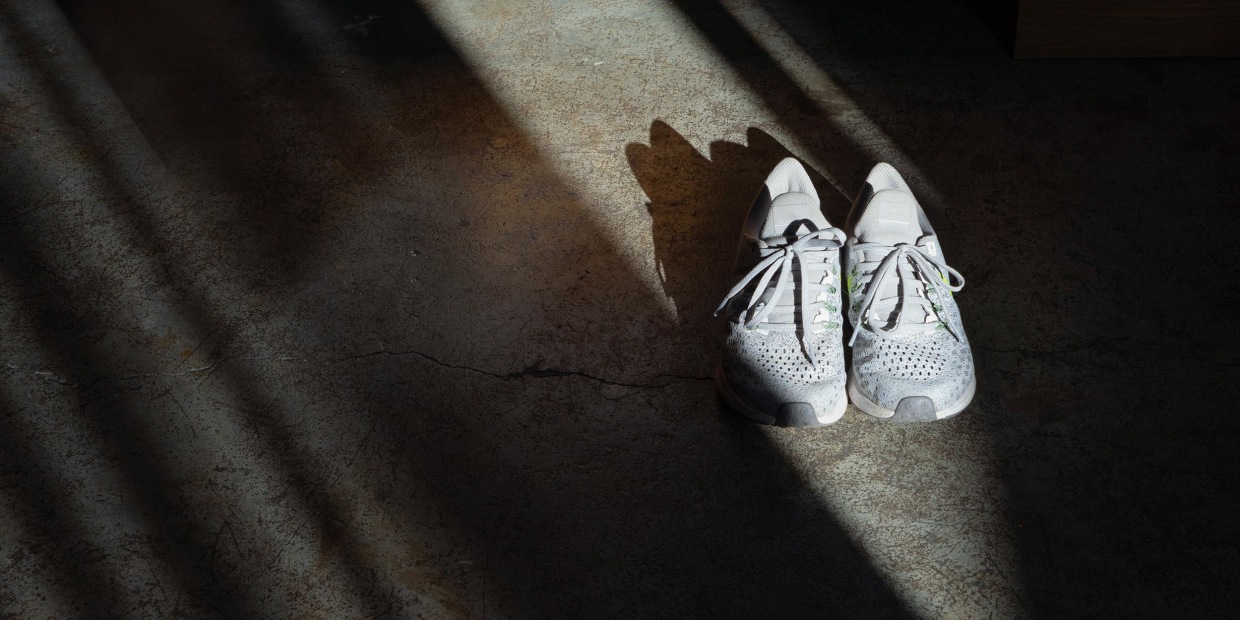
[847,241,965,347]
[715,227,847,368]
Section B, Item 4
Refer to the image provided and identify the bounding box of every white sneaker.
[715,158,848,427]
[844,163,976,421]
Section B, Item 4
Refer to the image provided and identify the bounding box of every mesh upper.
[721,325,846,415]
[845,162,975,412]
[849,323,974,411]
[718,157,847,421]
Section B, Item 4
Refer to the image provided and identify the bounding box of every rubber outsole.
[715,365,847,428]
[846,372,976,422]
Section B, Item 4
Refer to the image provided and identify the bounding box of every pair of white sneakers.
[715,158,975,426]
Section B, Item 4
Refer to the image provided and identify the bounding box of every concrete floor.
[2,0,1238,617]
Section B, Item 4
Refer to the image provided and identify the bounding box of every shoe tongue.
[855,189,921,245]
[761,192,828,240]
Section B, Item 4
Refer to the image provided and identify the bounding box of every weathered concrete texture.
[1,0,1237,617]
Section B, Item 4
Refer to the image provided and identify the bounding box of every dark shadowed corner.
[685,0,1240,615]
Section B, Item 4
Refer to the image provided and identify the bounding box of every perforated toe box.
[850,328,974,412]
[721,328,846,419]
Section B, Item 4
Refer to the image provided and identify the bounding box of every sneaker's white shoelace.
[848,242,965,346]
[715,227,847,367]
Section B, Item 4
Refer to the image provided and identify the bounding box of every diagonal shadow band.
[1,6,392,615]
[2,0,918,616]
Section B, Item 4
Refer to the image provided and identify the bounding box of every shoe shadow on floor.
[627,121,849,346]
